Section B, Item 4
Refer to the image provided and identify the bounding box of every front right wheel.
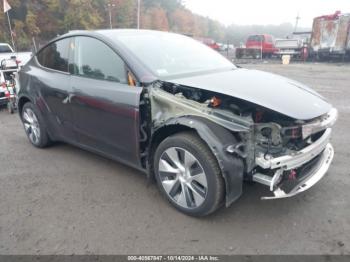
[153,132,225,216]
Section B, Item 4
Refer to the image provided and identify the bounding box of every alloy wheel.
[158,147,208,209]
[22,108,41,144]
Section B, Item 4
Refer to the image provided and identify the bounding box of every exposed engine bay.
[145,80,337,201]
[149,81,328,163]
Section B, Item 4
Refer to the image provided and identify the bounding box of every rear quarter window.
[37,38,70,73]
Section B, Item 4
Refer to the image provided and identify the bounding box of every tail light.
[5,90,10,98]
[16,59,21,65]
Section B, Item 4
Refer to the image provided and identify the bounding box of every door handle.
[62,93,75,104]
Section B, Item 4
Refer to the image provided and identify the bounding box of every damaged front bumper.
[261,143,334,199]
[253,128,335,199]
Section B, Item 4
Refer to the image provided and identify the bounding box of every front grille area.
[311,129,326,142]
[279,152,323,193]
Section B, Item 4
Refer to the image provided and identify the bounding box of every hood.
[168,68,332,120]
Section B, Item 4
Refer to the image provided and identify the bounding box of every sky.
[184,0,350,28]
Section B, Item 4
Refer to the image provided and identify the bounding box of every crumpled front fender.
[157,115,245,207]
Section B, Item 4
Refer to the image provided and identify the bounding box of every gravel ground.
[0,62,349,255]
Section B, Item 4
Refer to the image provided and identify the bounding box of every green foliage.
[63,0,103,31]
[0,0,298,51]
[25,10,40,36]
[13,20,30,50]
[113,0,137,28]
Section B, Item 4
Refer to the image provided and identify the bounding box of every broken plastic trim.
[226,142,247,158]
[262,143,334,200]
[256,128,332,170]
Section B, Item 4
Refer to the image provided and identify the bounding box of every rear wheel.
[21,102,51,148]
[154,132,225,216]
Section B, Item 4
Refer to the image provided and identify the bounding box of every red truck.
[236,34,278,59]
[194,37,220,51]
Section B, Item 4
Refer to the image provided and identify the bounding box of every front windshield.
[114,31,235,77]
[0,45,13,53]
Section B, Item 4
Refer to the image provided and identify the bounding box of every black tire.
[153,132,225,216]
[21,102,51,148]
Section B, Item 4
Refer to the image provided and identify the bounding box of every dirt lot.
[0,62,349,255]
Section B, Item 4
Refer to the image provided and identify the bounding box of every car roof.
[63,29,175,41]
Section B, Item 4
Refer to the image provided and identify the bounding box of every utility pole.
[6,11,15,51]
[294,13,301,32]
[137,0,141,29]
[107,3,116,29]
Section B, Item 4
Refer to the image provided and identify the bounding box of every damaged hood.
[167,68,332,120]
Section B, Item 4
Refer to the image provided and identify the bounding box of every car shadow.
[48,142,313,221]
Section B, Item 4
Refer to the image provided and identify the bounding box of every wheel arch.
[18,96,32,116]
[149,116,245,207]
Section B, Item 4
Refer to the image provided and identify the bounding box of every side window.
[248,35,262,42]
[37,38,70,72]
[72,36,126,83]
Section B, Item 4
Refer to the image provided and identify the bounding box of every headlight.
[301,108,338,138]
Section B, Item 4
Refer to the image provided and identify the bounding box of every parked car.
[18,30,337,216]
[0,43,14,53]
[219,43,235,52]
[0,43,33,68]
[194,37,220,51]
[236,34,278,59]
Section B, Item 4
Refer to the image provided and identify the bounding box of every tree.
[0,0,305,50]
[63,0,103,31]
[142,5,169,31]
[113,0,137,28]
[13,20,30,50]
[169,8,194,34]
[25,10,40,37]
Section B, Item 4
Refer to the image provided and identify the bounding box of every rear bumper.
[262,143,334,199]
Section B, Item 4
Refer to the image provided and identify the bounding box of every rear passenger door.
[35,37,76,142]
[69,36,143,166]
